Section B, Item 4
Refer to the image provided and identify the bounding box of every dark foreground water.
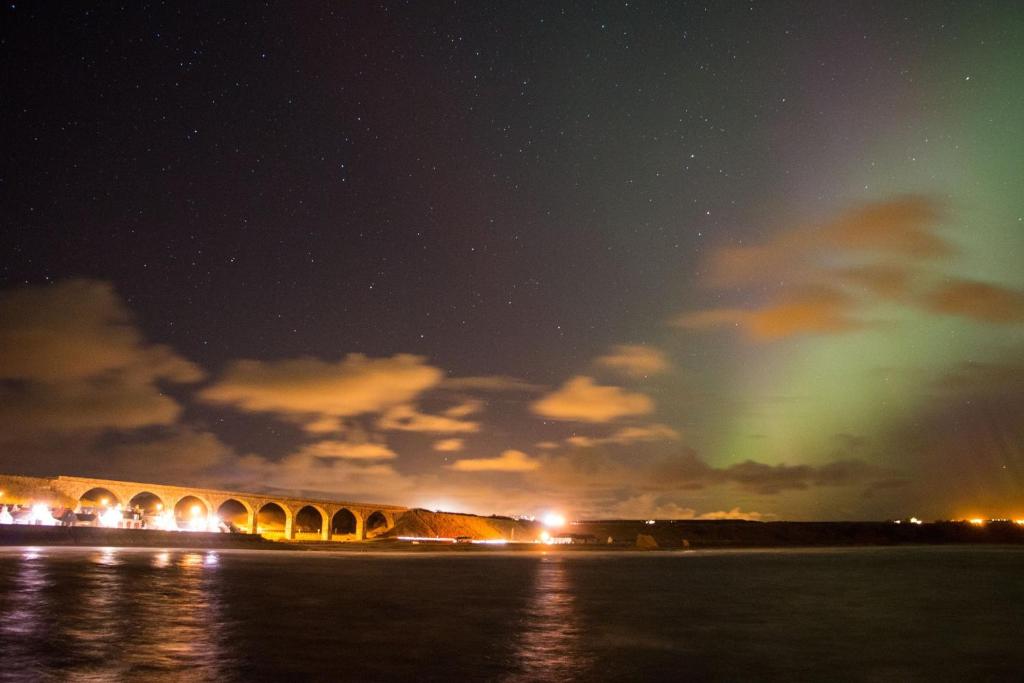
[0,546,1022,682]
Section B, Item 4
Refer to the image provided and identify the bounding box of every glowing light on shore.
[30,504,58,526]
[968,518,985,526]
[542,513,565,528]
[538,530,552,544]
[1015,520,1024,526]
[154,510,178,531]
[99,505,123,528]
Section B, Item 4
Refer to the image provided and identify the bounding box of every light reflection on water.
[0,547,52,656]
[511,555,589,681]
[0,546,1022,681]
[0,548,229,682]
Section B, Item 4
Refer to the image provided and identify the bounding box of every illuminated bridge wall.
[36,475,406,541]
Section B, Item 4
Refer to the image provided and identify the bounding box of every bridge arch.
[256,501,292,539]
[364,510,391,538]
[216,498,253,533]
[174,495,212,531]
[294,504,329,540]
[330,507,360,539]
[127,491,166,514]
[78,487,121,511]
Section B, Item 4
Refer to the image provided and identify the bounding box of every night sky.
[2,2,1023,520]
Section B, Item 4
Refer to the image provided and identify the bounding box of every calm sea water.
[0,546,1021,681]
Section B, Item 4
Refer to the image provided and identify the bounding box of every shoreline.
[3,522,1024,553]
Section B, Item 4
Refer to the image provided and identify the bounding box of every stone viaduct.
[47,475,407,541]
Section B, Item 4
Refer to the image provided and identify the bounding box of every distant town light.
[1014,520,1024,526]
[645,519,656,525]
[542,513,565,528]
[538,530,552,544]
[969,518,985,526]
[190,505,202,518]
[909,517,923,525]
[100,498,109,507]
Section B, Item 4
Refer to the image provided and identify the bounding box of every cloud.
[676,195,1024,343]
[721,458,902,495]
[230,452,414,501]
[0,279,202,384]
[448,449,540,472]
[538,446,900,499]
[835,264,913,299]
[0,280,202,434]
[433,438,465,452]
[567,423,680,448]
[301,416,346,434]
[443,400,484,418]
[674,285,862,341]
[695,507,771,521]
[921,279,1024,323]
[441,376,544,392]
[291,439,397,460]
[595,344,671,378]
[377,404,480,433]
[102,427,235,484]
[201,353,442,418]
[706,195,949,287]
[531,376,654,423]
[609,497,771,521]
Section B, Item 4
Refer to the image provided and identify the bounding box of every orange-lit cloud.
[674,196,1022,342]
[609,495,771,520]
[595,344,672,378]
[567,423,680,448]
[301,416,346,434]
[448,449,540,472]
[377,404,480,433]
[0,280,202,433]
[292,439,397,460]
[706,195,948,287]
[0,279,202,384]
[443,400,484,418]
[201,353,442,417]
[531,376,653,423]
[921,279,1024,323]
[674,286,862,341]
[433,438,465,452]
[441,375,544,392]
[103,427,235,484]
